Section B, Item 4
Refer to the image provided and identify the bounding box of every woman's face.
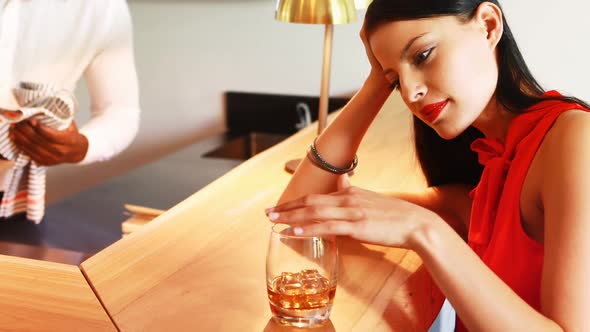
[369,15,500,139]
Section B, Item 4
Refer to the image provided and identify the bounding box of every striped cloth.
[0,82,76,223]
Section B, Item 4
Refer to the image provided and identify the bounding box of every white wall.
[46,0,590,203]
[502,1,590,99]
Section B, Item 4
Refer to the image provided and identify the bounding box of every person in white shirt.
[0,0,140,166]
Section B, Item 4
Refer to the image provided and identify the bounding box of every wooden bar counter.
[81,95,444,331]
[0,254,115,331]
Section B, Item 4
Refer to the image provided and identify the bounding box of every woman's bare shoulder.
[542,109,590,153]
[536,109,590,184]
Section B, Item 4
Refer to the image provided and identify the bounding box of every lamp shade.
[275,0,357,25]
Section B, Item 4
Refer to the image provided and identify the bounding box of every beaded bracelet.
[307,137,358,174]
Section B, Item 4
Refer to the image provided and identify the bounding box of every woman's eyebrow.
[400,32,428,60]
[382,32,429,75]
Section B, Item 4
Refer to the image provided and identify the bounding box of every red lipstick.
[418,99,448,123]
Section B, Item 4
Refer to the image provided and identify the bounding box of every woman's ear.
[474,2,504,49]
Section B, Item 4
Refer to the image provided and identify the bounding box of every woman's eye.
[415,47,434,65]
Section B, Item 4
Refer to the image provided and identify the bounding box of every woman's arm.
[411,218,563,331]
[268,110,590,331]
[392,184,472,240]
[278,76,390,203]
[270,170,572,331]
[538,110,590,331]
[278,25,391,204]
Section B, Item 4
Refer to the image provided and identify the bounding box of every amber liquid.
[267,269,336,327]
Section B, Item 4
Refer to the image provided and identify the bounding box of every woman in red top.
[266,0,590,331]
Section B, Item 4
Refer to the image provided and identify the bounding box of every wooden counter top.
[0,254,115,331]
[81,94,443,331]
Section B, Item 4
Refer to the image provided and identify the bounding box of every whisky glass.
[266,223,338,328]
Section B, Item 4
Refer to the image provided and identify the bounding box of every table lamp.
[275,0,357,173]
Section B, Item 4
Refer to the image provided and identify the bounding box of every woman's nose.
[400,71,427,103]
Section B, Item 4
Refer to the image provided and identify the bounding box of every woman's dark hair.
[365,0,590,187]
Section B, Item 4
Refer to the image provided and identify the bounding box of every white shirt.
[0,0,140,164]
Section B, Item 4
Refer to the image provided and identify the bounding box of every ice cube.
[300,269,328,295]
[300,269,320,278]
[280,272,301,284]
[278,272,303,296]
[302,283,321,294]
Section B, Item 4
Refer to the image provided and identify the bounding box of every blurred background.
[46,0,590,202]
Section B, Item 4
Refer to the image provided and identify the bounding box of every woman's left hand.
[10,118,89,165]
[265,175,439,249]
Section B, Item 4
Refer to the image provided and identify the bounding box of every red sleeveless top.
[455,92,588,331]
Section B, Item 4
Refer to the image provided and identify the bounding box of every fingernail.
[268,212,279,221]
[293,227,303,235]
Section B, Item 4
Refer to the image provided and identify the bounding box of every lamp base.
[284,158,354,176]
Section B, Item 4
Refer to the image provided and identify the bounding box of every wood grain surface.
[81,94,443,332]
[0,254,115,331]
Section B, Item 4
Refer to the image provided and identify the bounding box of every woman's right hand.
[267,175,441,250]
[360,19,389,88]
